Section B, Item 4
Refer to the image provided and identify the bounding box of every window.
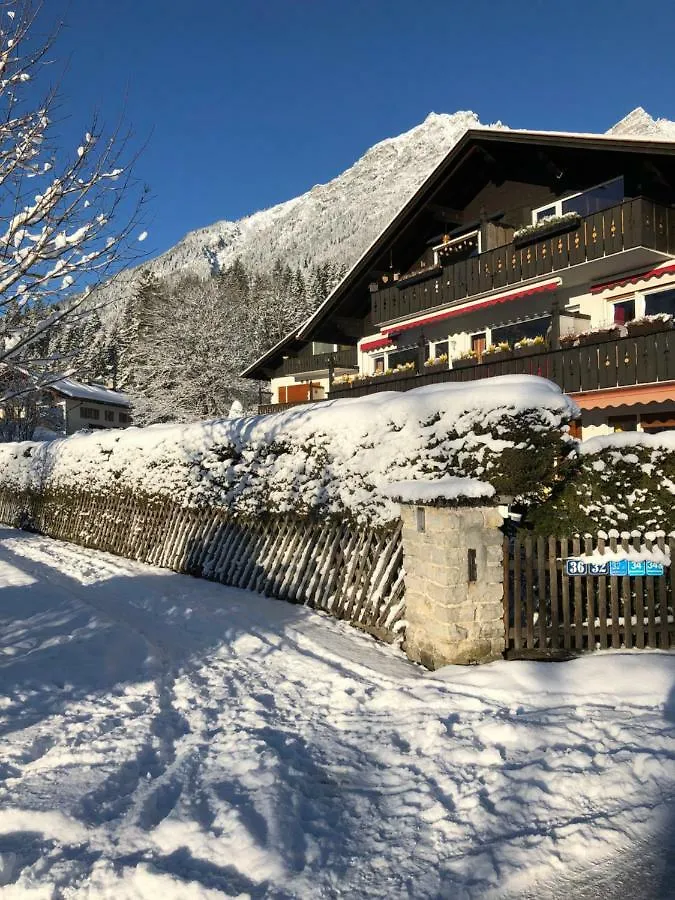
[533,177,624,224]
[644,288,675,317]
[491,316,551,346]
[433,340,449,359]
[534,204,557,223]
[80,406,100,420]
[613,299,635,324]
[609,415,637,433]
[104,410,114,422]
[118,412,131,424]
[373,356,385,374]
[311,342,335,355]
[471,333,486,360]
[387,345,425,370]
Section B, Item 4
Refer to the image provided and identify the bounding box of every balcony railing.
[372,198,675,326]
[280,347,358,376]
[329,327,675,399]
[258,399,327,415]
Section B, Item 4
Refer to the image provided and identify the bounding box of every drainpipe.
[550,296,561,350]
[417,333,427,374]
[328,354,335,395]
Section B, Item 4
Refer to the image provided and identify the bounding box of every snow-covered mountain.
[122,107,675,290]
[607,106,675,139]
[141,111,491,283]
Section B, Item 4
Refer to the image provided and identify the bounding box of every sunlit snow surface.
[0,529,673,899]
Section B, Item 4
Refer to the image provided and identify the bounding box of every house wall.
[64,399,131,435]
[270,375,328,405]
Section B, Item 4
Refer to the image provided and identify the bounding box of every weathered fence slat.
[621,536,632,649]
[583,535,595,650]
[549,536,559,650]
[572,536,583,650]
[525,536,534,649]
[505,529,673,656]
[597,535,608,649]
[0,489,405,644]
[513,535,522,651]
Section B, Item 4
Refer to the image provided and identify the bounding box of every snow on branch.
[0,0,148,372]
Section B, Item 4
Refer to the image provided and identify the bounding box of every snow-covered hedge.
[527,431,675,535]
[0,377,578,527]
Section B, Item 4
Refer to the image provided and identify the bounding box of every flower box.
[451,356,478,369]
[578,328,621,346]
[626,317,673,337]
[481,349,512,363]
[513,342,547,357]
[513,213,582,248]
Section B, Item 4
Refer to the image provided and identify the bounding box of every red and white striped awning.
[591,262,675,294]
[360,336,397,353]
[380,279,560,337]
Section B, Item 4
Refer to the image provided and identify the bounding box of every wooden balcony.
[280,347,358,376]
[372,198,675,326]
[329,326,675,400]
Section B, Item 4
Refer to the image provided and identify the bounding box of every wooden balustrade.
[329,327,675,399]
[371,198,675,325]
[281,347,358,376]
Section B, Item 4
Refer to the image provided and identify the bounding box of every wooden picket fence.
[0,488,405,641]
[504,533,675,655]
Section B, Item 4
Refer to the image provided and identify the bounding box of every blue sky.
[43,0,675,260]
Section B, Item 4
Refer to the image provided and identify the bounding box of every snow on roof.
[48,377,131,408]
[381,476,496,504]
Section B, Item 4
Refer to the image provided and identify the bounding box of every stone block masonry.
[400,503,505,668]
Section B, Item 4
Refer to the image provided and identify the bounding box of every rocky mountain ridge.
[136,106,675,290]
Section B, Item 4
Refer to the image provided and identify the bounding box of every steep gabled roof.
[243,126,675,379]
[297,127,675,339]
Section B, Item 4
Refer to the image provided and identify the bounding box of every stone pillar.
[400,502,505,669]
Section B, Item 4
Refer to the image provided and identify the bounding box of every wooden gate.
[503,533,675,656]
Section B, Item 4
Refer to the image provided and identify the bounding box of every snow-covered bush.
[526,431,675,535]
[0,376,578,527]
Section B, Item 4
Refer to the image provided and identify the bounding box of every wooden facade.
[329,325,675,399]
[371,198,675,326]
[243,129,675,431]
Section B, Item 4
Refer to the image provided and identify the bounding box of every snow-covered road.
[0,528,673,899]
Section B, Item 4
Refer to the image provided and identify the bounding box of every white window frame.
[432,229,481,266]
[640,283,675,317]
[532,176,623,225]
[610,296,639,325]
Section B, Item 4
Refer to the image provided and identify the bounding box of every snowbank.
[1,530,673,899]
[0,376,577,526]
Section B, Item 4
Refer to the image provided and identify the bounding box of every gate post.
[398,498,505,669]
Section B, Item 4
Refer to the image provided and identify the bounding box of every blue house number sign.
[565,558,664,576]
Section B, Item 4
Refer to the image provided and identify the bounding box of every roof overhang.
[240,330,304,380]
